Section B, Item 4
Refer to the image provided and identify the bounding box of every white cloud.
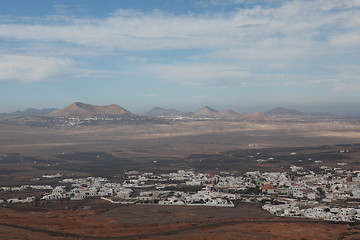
[0,0,357,54]
[0,0,359,89]
[330,32,360,48]
[142,63,250,85]
[0,55,74,82]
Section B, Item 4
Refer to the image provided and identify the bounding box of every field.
[1,119,360,239]
[1,199,359,240]
[1,120,360,184]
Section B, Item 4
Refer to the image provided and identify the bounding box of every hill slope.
[265,107,337,117]
[49,102,131,118]
[145,107,185,116]
[237,112,273,121]
[216,110,239,118]
[193,106,218,117]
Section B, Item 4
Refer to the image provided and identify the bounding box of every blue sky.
[0,0,360,115]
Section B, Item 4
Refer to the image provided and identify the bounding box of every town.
[1,162,360,222]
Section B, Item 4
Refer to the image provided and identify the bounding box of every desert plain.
[1,119,360,239]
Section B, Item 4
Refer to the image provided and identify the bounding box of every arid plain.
[1,119,360,239]
[2,120,360,157]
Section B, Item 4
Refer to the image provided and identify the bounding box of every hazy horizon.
[1,0,359,115]
[1,101,360,116]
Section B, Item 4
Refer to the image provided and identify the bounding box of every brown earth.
[1,201,358,240]
[1,120,360,239]
[0,120,360,185]
[1,120,360,158]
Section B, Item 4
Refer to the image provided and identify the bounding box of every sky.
[0,0,360,115]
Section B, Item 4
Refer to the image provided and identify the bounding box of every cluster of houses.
[263,203,360,222]
[40,172,237,207]
[254,166,360,222]
[1,185,52,192]
[1,164,360,222]
[59,117,126,127]
[0,185,52,204]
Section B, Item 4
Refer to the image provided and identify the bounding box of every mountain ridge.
[265,107,337,117]
[145,107,186,116]
[1,104,343,120]
[48,102,131,118]
[0,108,56,118]
[237,112,273,121]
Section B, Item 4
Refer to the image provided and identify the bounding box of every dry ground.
[1,120,360,183]
[1,120,360,239]
[1,121,360,158]
[1,201,359,240]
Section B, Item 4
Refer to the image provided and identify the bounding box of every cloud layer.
[0,0,358,52]
[0,55,73,82]
[0,0,359,91]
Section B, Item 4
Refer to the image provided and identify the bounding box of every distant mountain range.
[48,102,131,118]
[144,105,272,121]
[0,108,56,118]
[145,107,189,116]
[216,110,239,118]
[193,106,242,119]
[264,107,337,117]
[0,103,341,120]
[143,105,339,120]
[237,112,273,121]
